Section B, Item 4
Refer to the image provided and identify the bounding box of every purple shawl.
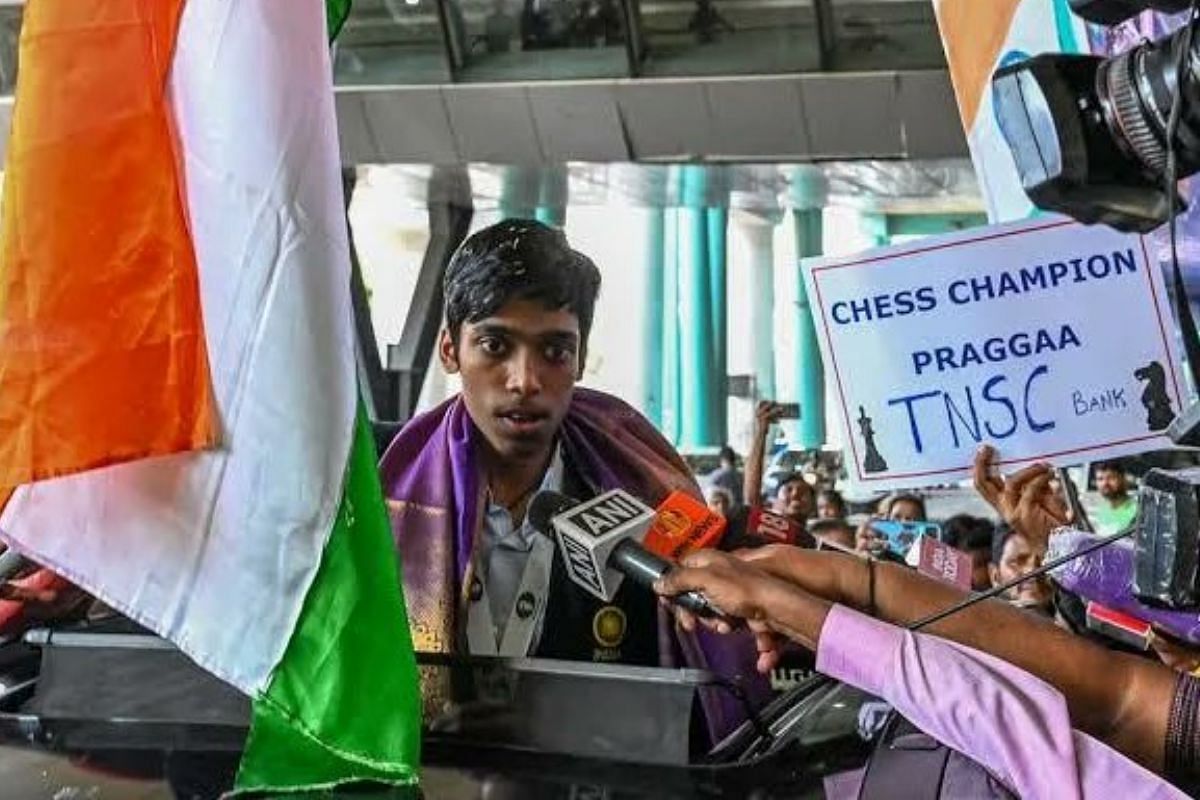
[379,387,771,740]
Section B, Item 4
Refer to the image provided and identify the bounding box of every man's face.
[990,533,1051,608]
[968,548,992,592]
[888,499,923,522]
[1096,468,1127,501]
[772,479,814,524]
[816,495,842,520]
[440,299,581,464]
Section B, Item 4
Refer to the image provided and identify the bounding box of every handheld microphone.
[905,536,973,592]
[642,491,728,560]
[0,548,27,583]
[744,507,814,548]
[527,490,725,619]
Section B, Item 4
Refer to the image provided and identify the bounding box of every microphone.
[744,507,814,548]
[0,548,27,583]
[1048,526,1200,645]
[642,490,727,560]
[527,489,725,619]
[1084,601,1153,651]
[905,536,974,592]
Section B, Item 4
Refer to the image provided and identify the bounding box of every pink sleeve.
[816,605,1186,800]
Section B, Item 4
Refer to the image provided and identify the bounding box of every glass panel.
[334,0,454,85]
[828,0,945,71]
[449,0,631,82]
[0,4,21,96]
[348,166,435,364]
[636,0,821,77]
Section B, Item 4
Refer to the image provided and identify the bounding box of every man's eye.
[479,337,507,356]
[544,344,574,364]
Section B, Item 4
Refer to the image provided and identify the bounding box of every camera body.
[992,1,1200,232]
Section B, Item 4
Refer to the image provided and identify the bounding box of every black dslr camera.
[992,0,1198,233]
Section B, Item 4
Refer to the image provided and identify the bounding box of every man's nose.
[506,349,543,395]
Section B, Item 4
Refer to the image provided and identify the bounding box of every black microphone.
[528,490,725,619]
[0,548,26,582]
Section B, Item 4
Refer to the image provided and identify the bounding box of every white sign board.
[804,218,1187,491]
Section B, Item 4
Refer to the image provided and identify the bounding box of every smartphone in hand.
[869,519,941,558]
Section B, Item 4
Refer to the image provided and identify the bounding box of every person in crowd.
[885,492,927,522]
[940,513,995,592]
[705,485,733,517]
[810,518,855,551]
[815,488,847,521]
[1093,460,1139,535]
[378,220,766,739]
[990,523,1053,613]
[653,546,1190,799]
[743,400,816,527]
[704,445,743,507]
[855,492,929,555]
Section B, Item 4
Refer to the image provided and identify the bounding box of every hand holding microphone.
[527,488,728,620]
[652,549,793,673]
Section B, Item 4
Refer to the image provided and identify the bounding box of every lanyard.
[465,534,554,657]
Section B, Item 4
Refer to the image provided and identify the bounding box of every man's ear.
[438,328,460,374]
[988,564,1001,588]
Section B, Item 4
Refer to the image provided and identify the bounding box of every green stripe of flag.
[233,402,421,794]
[327,0,352,42]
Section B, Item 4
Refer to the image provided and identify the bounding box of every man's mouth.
[496,408,550,435]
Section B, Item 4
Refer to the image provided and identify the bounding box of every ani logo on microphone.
[554,490,656,602]
[562,492,647,537]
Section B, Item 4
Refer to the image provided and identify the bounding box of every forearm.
[756,547,1175,771]
[754,577,833,651]
[743,426,767,505]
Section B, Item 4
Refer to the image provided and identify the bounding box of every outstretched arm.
[743,401,783,508]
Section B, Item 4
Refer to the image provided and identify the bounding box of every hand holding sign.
[972,445,1071,546]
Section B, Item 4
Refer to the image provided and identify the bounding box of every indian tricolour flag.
[0,0,419,794]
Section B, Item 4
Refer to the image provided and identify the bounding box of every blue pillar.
[707,206,728,439]
[642,208,666,427]
[790,166,828,450]
[499,166,539,221]
[678,165,715,449]
[661,178,682,444]
[535,166,568,227]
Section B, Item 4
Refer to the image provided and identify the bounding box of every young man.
[990,523,1053,613]
[742,401,816,525]
[940,514,994,593]
[1093,460,1138,535]
[379,220,766,737]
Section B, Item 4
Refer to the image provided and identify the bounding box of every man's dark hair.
[444,219,602,350]
[774,472,814,498]
[1093,460,1125,476]
[816,489,846,516]
[718,446,737,465]
[941,514,994,553]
